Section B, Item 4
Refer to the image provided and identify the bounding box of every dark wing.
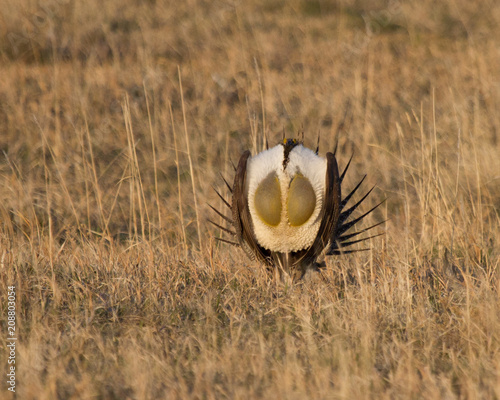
[232,150,272,266]
[319,152,343,249]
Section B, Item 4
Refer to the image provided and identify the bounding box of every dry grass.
[1,0,500,398]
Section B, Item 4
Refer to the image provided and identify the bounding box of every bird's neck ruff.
[245,144,327,253]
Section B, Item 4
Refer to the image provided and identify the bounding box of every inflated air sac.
[287,174,316,226]
[254,172,282,226]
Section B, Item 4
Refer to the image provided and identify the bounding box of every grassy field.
[1,0,500,398]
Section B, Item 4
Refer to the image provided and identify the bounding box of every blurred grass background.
[0,0,499,398]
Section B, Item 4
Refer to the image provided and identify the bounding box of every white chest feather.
[246,144,327,253]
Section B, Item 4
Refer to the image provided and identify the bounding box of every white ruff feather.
[246,144,327,252]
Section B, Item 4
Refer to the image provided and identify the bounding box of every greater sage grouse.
[210,138,384,281]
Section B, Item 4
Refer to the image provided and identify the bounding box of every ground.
[0,0,499,398]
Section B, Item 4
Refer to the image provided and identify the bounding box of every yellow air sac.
[254,173,282,226]
[287,175,316,226]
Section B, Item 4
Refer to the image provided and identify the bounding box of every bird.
[209,137,384,281]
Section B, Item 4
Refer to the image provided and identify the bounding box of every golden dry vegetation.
[1,0,500,398]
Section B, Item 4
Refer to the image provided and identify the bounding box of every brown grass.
[1,0,500,398]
